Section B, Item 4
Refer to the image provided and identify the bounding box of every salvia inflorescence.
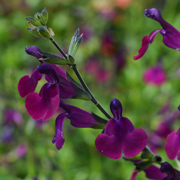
[18,7,180,180]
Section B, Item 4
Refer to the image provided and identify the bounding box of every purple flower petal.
[38,63,76,99]
[130,171,139,180]
[145,8,180,50]
[144,165,166,179]
[52,129,65,150]
[25,46,43,59]
[134,30,162,60]
[133,36,150,60]
[65,104,97,127]
[52,113,68,150]
[18,69,42,97]
[143,65,166,86]
[38,62,60,83]
[165,128,180,160]
[123,128,148,157]
[95,133,123,159]
[25,83,60,121]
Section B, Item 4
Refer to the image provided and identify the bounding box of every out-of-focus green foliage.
[1,0,180,179]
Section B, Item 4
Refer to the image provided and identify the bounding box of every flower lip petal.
[18,69,42,98]
[133,36,150,60]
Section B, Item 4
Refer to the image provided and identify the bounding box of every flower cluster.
[17,7,180,180]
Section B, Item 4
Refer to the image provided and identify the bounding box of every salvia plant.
[18,7,180,180]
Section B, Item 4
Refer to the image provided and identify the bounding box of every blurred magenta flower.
[101,33,116,57]
[4,109,23,126]
[52,101,97,150]
[143,65,166,86]
[15,143,27,158]
[85,58,112,83]
[134,8,180,60]
[165,128,180,160]
[148,111,179,153]
[95,98,147,159]
[156,111,179,139]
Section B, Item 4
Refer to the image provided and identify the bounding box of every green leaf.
[92,112,108,124]
[90,123,106,129]
[41,7,48,24]
[134,160,153,172]
[39,51,68,65]
[68,28,83,57]
[67,54,75,64]
[66,72,91,101]
[140,147,154,160]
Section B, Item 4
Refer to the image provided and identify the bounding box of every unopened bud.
[27,28,45,39]
[38,26,51,39]
[34,12,41,20]
[25,16,41,27]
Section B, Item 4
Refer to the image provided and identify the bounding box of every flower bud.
[25,16,41,27]
[27,28,45,38]
[37,26,51,39]
[41,7,48,24]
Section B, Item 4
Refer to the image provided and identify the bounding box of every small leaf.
[41,7,48,24]
[34,12,41,20]
[66,72,91,101]
[39,51,68,65]
[68,28,83,57]
[67,54,75,64]
[90,123,106,129]
[92,112,108,124]
[135,160,153,172]
[140,147,154,160]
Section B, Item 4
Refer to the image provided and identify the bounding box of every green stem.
[50,37,68,61]
[72,64,112,119]
[50,38,112,120]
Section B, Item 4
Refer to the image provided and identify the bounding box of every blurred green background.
[1,0,180,179]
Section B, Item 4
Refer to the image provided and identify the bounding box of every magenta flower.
[95,98,148,159]
[134,8,180,60]
[18,68,43,98]
[52,101,97,150]
[165,128,180,160]
[18,62,76,121]
[143,65,166,86]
